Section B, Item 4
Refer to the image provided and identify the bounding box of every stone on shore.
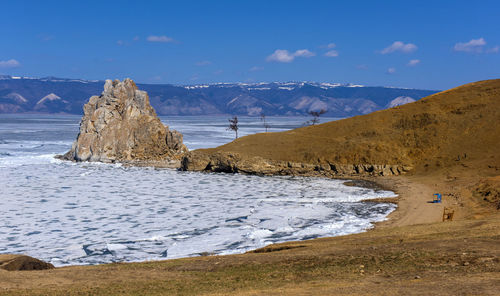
[61,78,186,163]
[0,254,54,271]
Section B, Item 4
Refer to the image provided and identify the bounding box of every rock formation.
[181,151,411,176]
[0,254,54,271]
[62,78,186,164]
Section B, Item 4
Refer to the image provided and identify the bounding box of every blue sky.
[0,0,499,89]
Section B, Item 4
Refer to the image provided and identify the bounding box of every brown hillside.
[183,79,500,176]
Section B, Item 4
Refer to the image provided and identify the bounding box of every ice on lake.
[0,115,396,266]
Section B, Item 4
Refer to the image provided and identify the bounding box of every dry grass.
[1,214,499,295]
[198,79,500,174]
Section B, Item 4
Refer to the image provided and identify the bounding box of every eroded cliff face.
[181,151,411,176]
[62,79,186,163]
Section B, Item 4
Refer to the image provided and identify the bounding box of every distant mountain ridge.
[0,75,438,116]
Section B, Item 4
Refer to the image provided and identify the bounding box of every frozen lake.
[0,114,396,266]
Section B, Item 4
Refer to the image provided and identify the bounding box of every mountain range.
[0,75,438,116]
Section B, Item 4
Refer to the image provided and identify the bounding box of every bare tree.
[260,113,270,132]
[228,116,239,139]
[307,109,327,125]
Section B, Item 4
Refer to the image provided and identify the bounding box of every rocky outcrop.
[61,79,186,164]
[0,254,54,271]
[181,150,412,177]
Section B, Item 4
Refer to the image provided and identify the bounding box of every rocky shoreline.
[181,150,412,177]
[0,254,54,271]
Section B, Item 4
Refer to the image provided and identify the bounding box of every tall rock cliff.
[62,78,186,163]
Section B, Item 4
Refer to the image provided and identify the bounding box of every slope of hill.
[0,76,437,116]
[183,79,500,175]
[182,79,500,218]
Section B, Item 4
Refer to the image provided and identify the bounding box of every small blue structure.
[433,193,442,203]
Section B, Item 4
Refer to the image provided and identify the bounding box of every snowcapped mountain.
[179,81,368,93]
[4,92,28,104]
[385,96,417,108]
[0,76,438,116]
[33,93,71,113]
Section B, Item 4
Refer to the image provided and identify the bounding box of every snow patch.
[36,93,63,105]
[386,96,416,108]
[5,92,28,104]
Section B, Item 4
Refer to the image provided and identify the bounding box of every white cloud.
[356,64,368,70]
[213,70,223,75]
[454,38,486,53]
[147,35,175,43]
[454,38,500,54]
[487,45,499,53]
[249,66,264,72]
[294,49,315,57]
[324,50,339,57]
[0,59,20,68]
[266,49,315,63]
[386,67,396,74]
[117,36,141,46]
[321,43,336,49]
[407,59,420,66]
[195,60,212,66]
[381,41,417,54]
[267,50,294,62]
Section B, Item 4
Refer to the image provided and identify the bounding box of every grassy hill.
[184,79,500,177]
